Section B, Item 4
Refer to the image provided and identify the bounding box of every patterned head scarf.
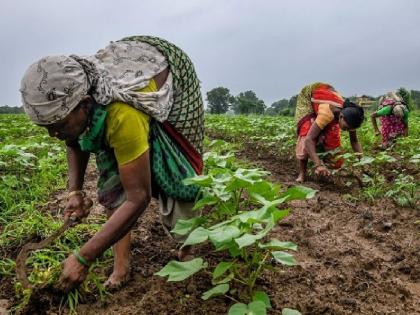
[20,55,91,125]
[20,40,173,125]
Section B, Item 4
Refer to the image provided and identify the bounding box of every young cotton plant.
[384,173,419,208]
[156,155,315,314]
[186,148,288,225]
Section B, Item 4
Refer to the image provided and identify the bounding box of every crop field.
[0,113,419,315]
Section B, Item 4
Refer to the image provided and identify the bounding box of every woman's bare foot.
[104,269,131,291]
[178,245,195,261]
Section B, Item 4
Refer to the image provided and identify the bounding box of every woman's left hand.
[57,254,89,292]
[315,165,331,177]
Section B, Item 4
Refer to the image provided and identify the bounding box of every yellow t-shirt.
[105,79,157,165]
[315,103,335,130]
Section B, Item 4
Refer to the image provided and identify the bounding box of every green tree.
[206,87,234,114]
[288,95,298,116]
[232,91,266,115]
[410,90,420,109]
[266,99,289,115]
[0,106,24,114]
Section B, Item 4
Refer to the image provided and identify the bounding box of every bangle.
[73,250,90,267]
[67,190,85,201]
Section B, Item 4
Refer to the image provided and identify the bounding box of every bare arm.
[79,150,152,262]
[349,130,362,153]
[65,139,90,191]
[370,112,380,135]
[64,140,90,219]
[303,122,323,167]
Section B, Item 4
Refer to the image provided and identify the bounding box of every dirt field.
[1,144,419,315]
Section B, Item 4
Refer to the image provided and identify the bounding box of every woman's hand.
[315,165,331,177]
[57,254,89,292]
[64,194,92,222]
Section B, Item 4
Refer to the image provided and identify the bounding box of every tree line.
[206,87,420,115]
[0,106,24,114]
[1,88,419,115]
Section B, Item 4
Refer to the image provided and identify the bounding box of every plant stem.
[224,294,241,303]
[248,251,270,295]
[235,188,244,214]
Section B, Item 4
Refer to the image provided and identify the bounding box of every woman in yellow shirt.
[20,36,204,291]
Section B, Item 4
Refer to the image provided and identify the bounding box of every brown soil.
[1,143,419,315]
[236,142,420,315]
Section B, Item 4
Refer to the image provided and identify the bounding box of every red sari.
[296,85,344,168]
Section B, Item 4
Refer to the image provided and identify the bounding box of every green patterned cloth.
[78,106,108,152]
[121,36,204,154]
[150,121,200,201]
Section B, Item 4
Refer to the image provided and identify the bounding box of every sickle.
[16,198,93,289]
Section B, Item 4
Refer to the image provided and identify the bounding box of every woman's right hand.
[315,165,331,177]
[64,194,91,222]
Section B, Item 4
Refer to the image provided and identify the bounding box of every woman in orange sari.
[294,83,364,182]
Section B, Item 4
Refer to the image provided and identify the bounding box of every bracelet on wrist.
[73,250,90,267]
[67,190,85,201]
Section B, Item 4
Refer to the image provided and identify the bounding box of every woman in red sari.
[294,83,365,182]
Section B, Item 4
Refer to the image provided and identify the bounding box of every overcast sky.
[1,0,419,107]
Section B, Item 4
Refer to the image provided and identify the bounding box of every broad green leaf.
[258,240,297,251]
[171,217,205,236]
[228,244,241,257]
[234,205,283,224]
[213,186,233,202]
[353,156,375,166]
[234,208,267,223]
[226,177,254,191]
[228,303,248,315]
[271,251,297,266]
[183,175,213,187]
[209,225,241,245]
[229,301,267,315]
[235,218,274,248]
[181,227,209,247]
[248,301,267,315]
[212,261,234,279]
[235,233,260,248]
[271,209,290,223]
[193,194,219,210]
[213,239,238,252]
[340,152,354,159]
[280,186,317,201]
[252,291,271,308]
[250,192,271,206]
[154,258,207,281]
[282,308,302,315]
[201,283,229,300]
[409,154,420,163]
[248,181,280,202]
